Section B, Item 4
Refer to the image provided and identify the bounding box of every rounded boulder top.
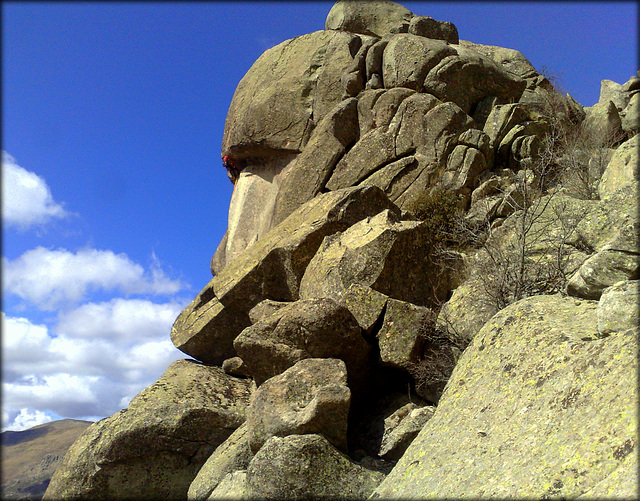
[325,0,414,37]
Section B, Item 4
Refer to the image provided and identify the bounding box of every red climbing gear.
[222,155,240,185]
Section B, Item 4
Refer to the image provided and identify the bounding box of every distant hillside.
[1,419,93,500]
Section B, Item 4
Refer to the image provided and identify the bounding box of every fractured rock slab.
[379,403,436,459]
[300,209,456,306]
[376,298,431,372]
[187,423,252,501]
[172,186,398,364]
[233,297,370,388]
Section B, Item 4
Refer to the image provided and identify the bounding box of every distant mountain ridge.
[1,419,93,500]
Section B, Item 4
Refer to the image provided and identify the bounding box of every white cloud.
[3,247,186,310]
[57,298,183,341]
[1,298,188,431]
[2,151,70,229]
[3,408,53,432]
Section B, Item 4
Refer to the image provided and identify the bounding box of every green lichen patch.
[372,294,638,499]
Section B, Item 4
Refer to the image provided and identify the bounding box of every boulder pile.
[45,1,638,499]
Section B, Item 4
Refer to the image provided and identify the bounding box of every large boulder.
[245,358,351,454]
[43,360,252,501]
[582,99,623,145]
[382,34,457,91]
[246,434,385,500]
[372,295,638,499]
[172,185,398,364]
[597,280,639,337]
[233,297,370,388]
[423,44,527,114]
[568,187,639,300]
[408,15,458,44]
[598,134,639,199]
[325,0,414,37]
[598,78,630,111]
[459,41,538,81]
[222,30,368,158]
[300,208,460,307]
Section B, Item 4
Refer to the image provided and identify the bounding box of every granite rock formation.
[45,1,638,500]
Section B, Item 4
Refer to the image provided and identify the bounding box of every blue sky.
[2,1,637,431]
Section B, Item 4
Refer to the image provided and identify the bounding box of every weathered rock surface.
[206,470,248,500]
[44,360,252,500]
[246,434,385,500]
[187,423,252,501]
[376,298,431,372]
[271,98,360,226]
[340,282,389,335]
[245,358,351,454]
[222,30,367,158]
[378,403,436,460]
[409,15,458,44]
[234,297,370,388]
[373,295,638,499]
[621,91,640,133]
[219,154,298,269]
[597,280,639,337]
[423,44,527,114]
[300,209,460,306]
[583,99,623,144]
[325,0,413,37]
[598,133,639,199]
[172,185,397,364]
[221,356,252,378]
[568,185,639,300]
[437,275,499,342]
[599,79,628,110]
[383,34,457,92]
[247,299,291,324]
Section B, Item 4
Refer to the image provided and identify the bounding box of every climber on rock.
[222,155,241,185]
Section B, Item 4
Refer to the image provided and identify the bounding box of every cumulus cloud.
[57,298,183,341]
[2,299,188,431]
[2,151,70,229]
[3,408,54,432]
[3,247,186,310]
